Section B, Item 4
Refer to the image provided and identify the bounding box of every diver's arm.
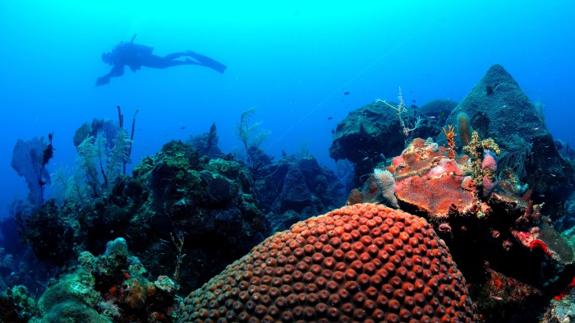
[96,65,125,86]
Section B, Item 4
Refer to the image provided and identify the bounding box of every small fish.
[327,116,333,120]
[343,91,350,96]
[180,126,187,130]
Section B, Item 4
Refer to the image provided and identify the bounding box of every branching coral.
[68,109,137,198]
[376,87,422,138]
[170,233,186,287]
[463,131,500,194]
[443,125,456,159]
[237,108,270,168]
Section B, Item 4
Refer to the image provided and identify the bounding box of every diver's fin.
[186,51,226,73]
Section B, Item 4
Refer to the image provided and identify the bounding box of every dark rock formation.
[329,100,409,183]
[253,154,346,232]
[556,191,575,231]
[0,216,56,295]
[412,99,457,139]
[445,64,574,216]
[17,201,76,266]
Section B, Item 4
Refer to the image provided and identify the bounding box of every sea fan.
[76,136,101,196]
[106,129,131,183]
[11,136,53,206]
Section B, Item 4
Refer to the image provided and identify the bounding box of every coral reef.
[29,237,178,322]
[350,137,574,321]
[178,203,477,322]
[477,269,544,322]
[0,285,38,322]
[4,64,575,322]
[18,140,270,294]
[543,292,575,323]
[330,98,455,185]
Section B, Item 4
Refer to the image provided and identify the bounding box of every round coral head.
[178,204,476,321]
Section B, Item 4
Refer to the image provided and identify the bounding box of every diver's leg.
[145,55,199,69]
[163,52,189,60]
[144,53,225,72]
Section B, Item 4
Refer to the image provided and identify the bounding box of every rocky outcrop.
[253,154,345,232]
[412,99,457,140]
[329,100,409,183]
[445,64,574,216]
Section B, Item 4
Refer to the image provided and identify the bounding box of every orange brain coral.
[179,203,476,322]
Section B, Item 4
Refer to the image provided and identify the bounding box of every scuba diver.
[96,36,226,86]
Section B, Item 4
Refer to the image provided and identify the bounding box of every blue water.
[1,1,574,215]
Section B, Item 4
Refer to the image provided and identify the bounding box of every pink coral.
[481,153,497,172]
[482,176,496,194]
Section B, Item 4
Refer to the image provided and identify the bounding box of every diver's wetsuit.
[96,41,226,86]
